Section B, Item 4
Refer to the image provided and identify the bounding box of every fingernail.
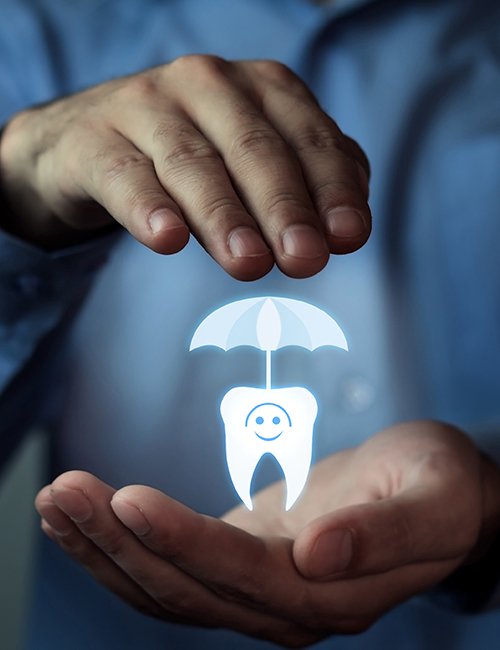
[148,208,185,234]
[50,488,92,523]
[326,208,367,239]
[228,226,270,258]
[309,529,353,578]
[282,224,327,259]
[111,498,151,536]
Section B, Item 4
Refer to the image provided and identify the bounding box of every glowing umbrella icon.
[189,296,348,388]
[190,296,348,510]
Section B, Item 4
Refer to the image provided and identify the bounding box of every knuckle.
[170,53,229,81]
[162,139,221,169]
[253,60,314,100]
[310,178,362,206]
[295,127,345,155]
[0,112,29,161]
[261,190,309,217]
[125,189,166,214]
[119,73,160,103]
[152,119,191,144]
[230,127,288,166]
[99,152,152,184]
[254,59,298,86]
[199,195,242,225]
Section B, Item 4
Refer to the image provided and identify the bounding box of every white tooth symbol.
[220,386,318,510]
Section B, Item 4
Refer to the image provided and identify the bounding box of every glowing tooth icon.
[220,387,317,510]
[190,296,348,510]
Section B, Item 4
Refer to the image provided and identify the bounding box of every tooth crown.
[220,387,318,510]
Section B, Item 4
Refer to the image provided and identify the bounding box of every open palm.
[35,421,498,647]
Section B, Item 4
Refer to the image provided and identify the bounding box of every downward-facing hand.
[1,57,370,280]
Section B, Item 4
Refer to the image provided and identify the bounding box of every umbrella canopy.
[190,296,348,352]
[190,297,348,389]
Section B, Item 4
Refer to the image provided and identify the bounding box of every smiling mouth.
[254,431,283,441]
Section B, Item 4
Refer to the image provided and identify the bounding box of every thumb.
[293,490,480,580]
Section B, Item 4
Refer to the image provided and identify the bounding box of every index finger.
[46,472,317,644]
[111,486,312,614]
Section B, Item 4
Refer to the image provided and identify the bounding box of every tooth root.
[220,386,318,511]
[280,448,312,511]
[225,442,257,511]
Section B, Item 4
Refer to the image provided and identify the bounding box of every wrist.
[0,117,112,250]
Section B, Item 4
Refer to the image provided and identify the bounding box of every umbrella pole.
[266,350,271,390]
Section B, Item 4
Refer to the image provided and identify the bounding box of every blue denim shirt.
[1,0,500,648]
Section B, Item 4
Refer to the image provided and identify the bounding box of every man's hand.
[36,421,500,647]
[0,56,371,280]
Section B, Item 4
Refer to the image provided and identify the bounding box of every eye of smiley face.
[245,403,292,441]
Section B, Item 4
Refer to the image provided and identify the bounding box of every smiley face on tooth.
[221,387,318,510]
[244,402,292,441]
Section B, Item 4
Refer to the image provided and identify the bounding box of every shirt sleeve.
[0,226,118,468]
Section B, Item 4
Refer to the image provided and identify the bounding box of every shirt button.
[339,376,375,413]
[15,273,43,296]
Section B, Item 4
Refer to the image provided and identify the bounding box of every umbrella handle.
[266,350,272,390]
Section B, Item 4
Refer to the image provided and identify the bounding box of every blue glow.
[190,296,348,510]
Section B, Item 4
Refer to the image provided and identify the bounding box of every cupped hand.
[36,421,500,647]
[1,56,371,279]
